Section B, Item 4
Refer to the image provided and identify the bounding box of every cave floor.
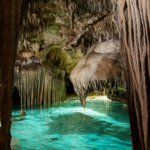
[11,96,132,150]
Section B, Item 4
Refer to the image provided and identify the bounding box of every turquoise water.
[11,96,132,150]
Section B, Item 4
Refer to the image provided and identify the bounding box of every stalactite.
[37,75,40,104]
[70,39,124,108]
[14,65,66,108]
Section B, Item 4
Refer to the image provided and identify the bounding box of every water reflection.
[11,96,132,150]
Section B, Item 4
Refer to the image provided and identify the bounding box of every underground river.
[11,96,132,150]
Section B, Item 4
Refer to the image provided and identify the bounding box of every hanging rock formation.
[14,64,66,108]
[70,40,124,108]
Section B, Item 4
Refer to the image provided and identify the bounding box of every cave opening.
[12,86,21,110]
[0,0,150,150]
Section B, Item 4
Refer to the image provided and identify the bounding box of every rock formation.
[70,40,124,108]
[111,0,150,149]
[0,1,120,149]
[15,0,116,99]
[0,1,22,149]
[14,64,66,108]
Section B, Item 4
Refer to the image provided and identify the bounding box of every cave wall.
[111,0,150,149]
[0,0,23,149]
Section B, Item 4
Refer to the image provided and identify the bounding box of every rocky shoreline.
[107,90,127,105]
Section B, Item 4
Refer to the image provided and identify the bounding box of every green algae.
[47,42,81,75]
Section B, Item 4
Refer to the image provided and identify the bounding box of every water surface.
[11,96,132,150]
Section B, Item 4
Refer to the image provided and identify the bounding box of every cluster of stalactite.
[18,0,115,55]
[18,0,70,52]
[76,79,124,108]
[62,0,118,55]
[18,0,114,47]
[66,0,112,30]
[70,40,124,108]
[19,0,57,41]
[14,64,66,108]
[111,0,150,150]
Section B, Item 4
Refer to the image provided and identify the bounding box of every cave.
[0,0,150,150]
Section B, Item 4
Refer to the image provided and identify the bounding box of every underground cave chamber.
[1,0,150,150]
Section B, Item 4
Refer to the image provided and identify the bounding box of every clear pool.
[11,96,132,150]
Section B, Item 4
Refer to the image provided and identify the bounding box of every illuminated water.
[11,96,132,150]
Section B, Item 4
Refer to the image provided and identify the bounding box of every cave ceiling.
[15,0,122,107]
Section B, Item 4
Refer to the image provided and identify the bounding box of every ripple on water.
[11,96,132,150]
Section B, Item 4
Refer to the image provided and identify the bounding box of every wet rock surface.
[107,90,127,105]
